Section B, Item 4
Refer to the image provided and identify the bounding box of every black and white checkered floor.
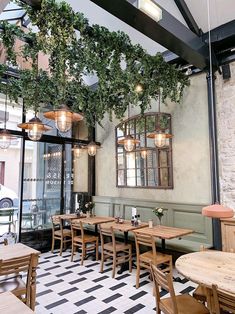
[35,250,197,314]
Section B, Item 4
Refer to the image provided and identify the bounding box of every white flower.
[85,204,88,208]
[157,208,163,213]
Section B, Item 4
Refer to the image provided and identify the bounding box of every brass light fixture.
[118,105,140,152]
[73,144,82,158]
[86,141,101,156]
[147,93,173,148]
[44,104,83,133]
[18,115,52,141]
[0,78,17,149]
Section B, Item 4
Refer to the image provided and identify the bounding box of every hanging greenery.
[0,0,189,126]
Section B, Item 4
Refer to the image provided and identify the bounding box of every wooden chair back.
[51,215,63,232]
[0,253,35,306]
[151,264,178,314]
[134,233,157,261]
[99,224,116,251]
[212,284,235,314]
[71,221,84,239]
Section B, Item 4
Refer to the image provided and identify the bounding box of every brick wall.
[216,61,235,209]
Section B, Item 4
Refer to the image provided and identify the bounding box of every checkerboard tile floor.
[35,250,197,314]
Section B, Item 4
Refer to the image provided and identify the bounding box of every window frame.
[115,112,173,189]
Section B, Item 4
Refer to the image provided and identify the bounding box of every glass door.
[21,140,65,249]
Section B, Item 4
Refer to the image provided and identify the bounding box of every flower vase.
[157,216,162,225]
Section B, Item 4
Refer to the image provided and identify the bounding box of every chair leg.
[95,239,99,261]
[51,236,55,253]
[136,264,140,288]
[81,243,85,265]
[112,255,116,278]
[59,239,63,256]
[129,249,132,273]
[100,252,104,273]
[71,243,74,262]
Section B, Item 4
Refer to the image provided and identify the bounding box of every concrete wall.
[216,61,235,209]
[96,72,212,205]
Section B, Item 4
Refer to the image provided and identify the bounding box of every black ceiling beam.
[174,0,201,36]
[20,0,217,70]
[90,0,217,70]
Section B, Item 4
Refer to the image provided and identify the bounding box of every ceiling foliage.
[0,0,189,126]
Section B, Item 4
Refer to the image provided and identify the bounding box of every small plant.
[152,207,166,224]
[84,201,94,212]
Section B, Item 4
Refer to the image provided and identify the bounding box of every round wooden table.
[175,251,235,294]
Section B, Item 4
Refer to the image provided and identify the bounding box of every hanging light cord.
[207,0,213,107]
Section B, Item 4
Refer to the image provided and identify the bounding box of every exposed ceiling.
[185,0,235,32]
[1,0,235,70]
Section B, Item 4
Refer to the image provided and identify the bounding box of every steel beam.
[0,0,10,14]
[174,0,201,36]
[90,0,217,70]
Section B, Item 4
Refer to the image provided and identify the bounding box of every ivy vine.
[0,0,189,126]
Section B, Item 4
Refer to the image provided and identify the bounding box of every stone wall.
[216,61,235,209]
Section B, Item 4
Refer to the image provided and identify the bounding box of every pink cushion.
[202,204,234,218]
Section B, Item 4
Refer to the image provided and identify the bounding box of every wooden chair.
[150,264,210,314]
[210,284,235,314]
[134,232,172,289]
[0,208,15,233]
[51,215,72,256]
[0,253,37,310]
[99,224,132,278]
[71,220,99,265]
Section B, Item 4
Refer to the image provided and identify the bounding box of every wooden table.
[57,213,86,220]
[0,243,40,310]
[73,216,115,233]
[104,220,148,243]
[0,291,34,314]
[175,250,235,295]
[133,225,193,250]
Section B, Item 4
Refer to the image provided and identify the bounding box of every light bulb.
[0,131,11,149]
[154,132,166,148]
[124,137,135,152]
[135,84,143,93]
[88,144,97,156]
[140,149,147,159]
[74,147,81,158]
[28,123,43,141]
[55,110,72,133]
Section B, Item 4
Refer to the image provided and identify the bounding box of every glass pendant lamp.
[18,114,52,141]
[147,92,173,148]
[118,104,140,152]
[44,104,83,133]
[87,141,101,156]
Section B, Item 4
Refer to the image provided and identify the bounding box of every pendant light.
[87,141,100,156]
[18,114,52,141]
[118,104,140,152]
[44,104,83,133]
[139,147,147,159]
[0,77,17,150]
[73,144,82,158]
[147,93,173,148]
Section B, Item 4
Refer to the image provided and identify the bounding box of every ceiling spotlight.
[138,0,162,22]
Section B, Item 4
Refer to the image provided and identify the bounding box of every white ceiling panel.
[66,0,166,55]
[185,0,235,32]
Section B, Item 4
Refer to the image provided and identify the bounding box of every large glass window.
[116,112,173,189]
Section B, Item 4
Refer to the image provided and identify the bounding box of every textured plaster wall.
[216,61,235,209]
[96,73,211,205]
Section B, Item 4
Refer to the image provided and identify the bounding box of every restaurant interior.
[0,0,235,313]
